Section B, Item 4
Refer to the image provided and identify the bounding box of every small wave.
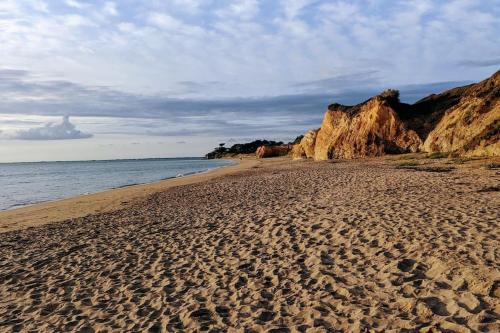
[175,168,212,178]
[114,183,140,189]
[3,199,49,211]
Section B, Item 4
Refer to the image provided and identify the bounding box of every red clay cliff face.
[292,70,500,160]
[256,145,291,158]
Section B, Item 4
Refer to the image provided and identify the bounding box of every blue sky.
[0,0,499,161]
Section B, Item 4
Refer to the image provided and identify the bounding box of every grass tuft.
[398,161,419,167]
[427,152,450,159]
[451,157,476,164]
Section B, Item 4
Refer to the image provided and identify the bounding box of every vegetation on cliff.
[205,140,284,159]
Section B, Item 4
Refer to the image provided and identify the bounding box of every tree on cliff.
[290,135,304,144]
[205,140,284,159]
[380,89,400,102]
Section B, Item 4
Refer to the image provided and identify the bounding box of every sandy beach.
[0,157,499,332]
[0,158,258,234]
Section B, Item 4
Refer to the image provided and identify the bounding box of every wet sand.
[0,157,498,332]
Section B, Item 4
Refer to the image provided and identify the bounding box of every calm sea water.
[0,158,235,211]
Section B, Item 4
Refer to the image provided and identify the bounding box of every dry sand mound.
[0,159,499,332]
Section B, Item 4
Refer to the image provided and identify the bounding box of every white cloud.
[7,115,92,140]
[148,13,183,30]
[117,22,136,33]
[60,14,95,27]
[65,0,88,10]
[32,0,50,13]
[103,2,118,16]
[147,12,204,36]
[281,0,314,19]
[217,0,260,20]
[172,0,202,14]
[0,0,21,14]
[318,2,359,22]
[0,0,498,98]
[274,0,314,38]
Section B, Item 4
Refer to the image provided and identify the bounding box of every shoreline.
[0,157,261,233]
[1,155,497,234]
[1,159,237,212]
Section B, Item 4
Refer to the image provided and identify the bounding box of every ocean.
[0,158,235,211]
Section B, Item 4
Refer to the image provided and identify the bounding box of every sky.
[0,0,499,162]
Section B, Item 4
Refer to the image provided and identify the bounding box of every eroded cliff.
[314,97,422,160]
[292,70,500,160]
[421,71,500,156]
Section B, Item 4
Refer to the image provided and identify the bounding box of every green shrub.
[427,152,450,159]
[451,157,481,164]
[397,161,419,168]
[291,135,304,144]
[380,89,400,102]
[205,139,285,159]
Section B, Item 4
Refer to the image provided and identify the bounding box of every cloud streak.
[0,67,477,139]
[458,58,500,68]
[7,115,92,140]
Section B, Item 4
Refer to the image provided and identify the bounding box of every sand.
[0,157,499,332]
[0,158,258,233]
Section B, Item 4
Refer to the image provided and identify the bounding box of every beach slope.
[0,158,257,233]
[0,157,499,332]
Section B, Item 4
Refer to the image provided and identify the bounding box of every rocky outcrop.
[292,70,500,160]
[256,145,292,158]
[291,129,319,159]
[290,144,305,160]
[313,97,422,160]
[421,71,500,156]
